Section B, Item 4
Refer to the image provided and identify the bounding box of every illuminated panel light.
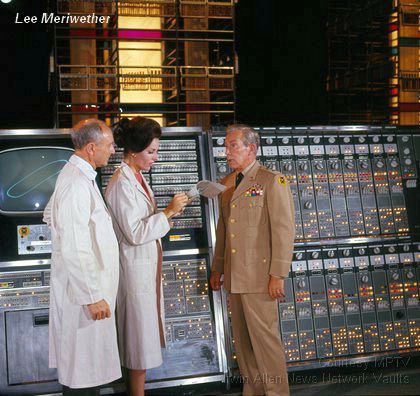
[119,15,163,119]
[118,30,162,39]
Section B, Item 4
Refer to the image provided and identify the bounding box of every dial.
[345,161,354,169]
[391,272,399,281]
[311,251,320,259]
[283,163,292,172]
[327,250,335,258]
[304,201,313,209]
[297,279,306,289]
[329,277,339,286]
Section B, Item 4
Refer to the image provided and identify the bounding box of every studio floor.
[143,356,420,396]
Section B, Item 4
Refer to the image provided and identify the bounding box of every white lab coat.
[105,162,170,370]
[44,155,121,388]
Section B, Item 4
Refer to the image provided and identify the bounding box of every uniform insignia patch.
[244,184,264,197]
[277,176,287,185]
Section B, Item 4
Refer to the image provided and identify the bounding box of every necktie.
[235,172,244,188]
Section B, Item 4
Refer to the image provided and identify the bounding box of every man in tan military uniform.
[210,124,295,396]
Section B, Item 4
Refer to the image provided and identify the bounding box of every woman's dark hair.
[113,116,162,154]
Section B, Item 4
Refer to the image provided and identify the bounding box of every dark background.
[0,0,328,129]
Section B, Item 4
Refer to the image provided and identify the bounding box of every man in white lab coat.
[44,119,121,395]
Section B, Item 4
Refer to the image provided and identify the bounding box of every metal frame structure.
[52,0,236,128]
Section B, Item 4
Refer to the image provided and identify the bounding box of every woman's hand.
[163,193,189,219]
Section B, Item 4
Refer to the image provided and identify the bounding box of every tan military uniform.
[212,161,295,396]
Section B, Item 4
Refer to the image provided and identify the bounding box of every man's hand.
[87,299,111,320]
[268,276,285,300]
[210,271,223,291]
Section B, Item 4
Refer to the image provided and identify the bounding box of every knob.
[391,272,399,281]
[373,247,381,254]
[218,164,227,173]
[360,161,368,169]
[388,246,396,253]
[39,235,45,241]
[297,137,305,144]
[304,201,313,209]
[270,163,277,170]
[311,251,320,259]
[396,311,405,320]
[297,279,306,289]
[330,162,339,170]
[327,250,335,258]
[406,271,414,280]
[343,136,351,143]
[390,160,398,168]
[403,245,410,252]
[282,137,290,145]
[402,136,409,143]
[359,137,366,143]
[376,160,384,168]
[328,137,336,144]
[329,277,339,286]
[345,161,354,169]
[387,136,394,143]
[361,275,369,284]
[266,137,273,145]
[299,163,308,171]
[343,249,350,257]
[313,137,321,144]
[295,252,303,260]
[359,248,366,255]
[216,137,224,146]
[314,162,324,170]
[26,246,35,251]
[372,136,380,143]
[284,163,292,172]
[405,158,412,166]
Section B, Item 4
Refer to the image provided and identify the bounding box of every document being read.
[187,180,226,199]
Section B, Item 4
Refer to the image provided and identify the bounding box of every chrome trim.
[162,248,209,257]
[0,129,71,137]
[0,259,51,269]
[145,374,225,390]
[162,127,202,135]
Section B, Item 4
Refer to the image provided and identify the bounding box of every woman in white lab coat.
[105,117,188,396]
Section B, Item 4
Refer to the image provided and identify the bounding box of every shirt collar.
[70,154,97,181]
[238,159,256,176]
